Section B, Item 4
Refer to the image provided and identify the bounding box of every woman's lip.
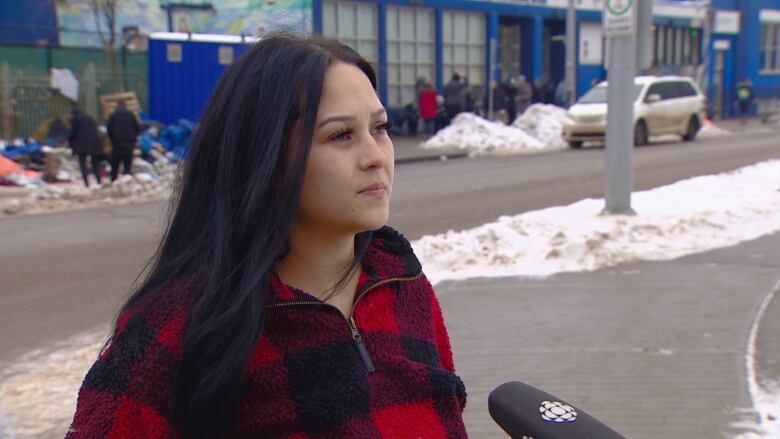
[358,187,386,195]
[359,185,386,193]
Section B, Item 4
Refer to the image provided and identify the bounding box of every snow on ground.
[0,165,176,218]
[510,104,571,149]
[698,121,732,138]
[0,330,106,439]
[1,160,780,437]
[414,159,780,285]
[421,107,565,156]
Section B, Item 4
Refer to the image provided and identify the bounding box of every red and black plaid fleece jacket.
[67,226,468,438]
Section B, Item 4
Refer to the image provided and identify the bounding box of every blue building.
[144,0,780,122]
[4,0,780,121]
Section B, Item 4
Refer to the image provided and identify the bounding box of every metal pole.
[488,38,497,121]
[603,10,637,215]
[697,0,713,115]
[565,0,577,107]
[1,63,12,138]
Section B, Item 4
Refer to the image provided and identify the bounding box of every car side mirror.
[645,94,661,103]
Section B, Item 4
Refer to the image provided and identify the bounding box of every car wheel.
[568,141,583,149]
[634,120,649,146]
[682,116,700,141]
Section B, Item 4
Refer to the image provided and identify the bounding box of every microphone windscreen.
[488,381,626,439]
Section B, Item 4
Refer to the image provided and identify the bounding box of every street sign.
[603,0,636,37]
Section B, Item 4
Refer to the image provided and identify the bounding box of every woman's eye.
[329,128,354,142]
[375,120,392,133]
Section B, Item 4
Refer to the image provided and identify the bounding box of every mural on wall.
[57,0,312,47]
[56,1,167,47]
[208,0,312,36]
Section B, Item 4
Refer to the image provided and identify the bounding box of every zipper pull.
[348,316,375,373]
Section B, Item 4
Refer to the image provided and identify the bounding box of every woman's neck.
[275,225,358,299]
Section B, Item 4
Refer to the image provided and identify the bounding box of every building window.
[442,11,486,95]
[386,6,435,107]
[323,0,379,75]
[761,22,780,72]
[653,25,702,66]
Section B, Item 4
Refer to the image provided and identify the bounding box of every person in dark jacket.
[736,80,753,125]
[106,100,140,181]
[443,72,468,126]
[68,107,103,187]
[67,34,467,439]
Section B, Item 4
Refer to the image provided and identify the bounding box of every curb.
[395,151,469,165]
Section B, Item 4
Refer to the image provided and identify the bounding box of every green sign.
[603,0,635,37]
[606,0,634,16]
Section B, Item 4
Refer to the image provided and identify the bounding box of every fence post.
[1,63,12,139]
[83,62,98,119]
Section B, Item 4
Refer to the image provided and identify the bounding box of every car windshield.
[577,84,645,104]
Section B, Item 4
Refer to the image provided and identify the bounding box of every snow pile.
[698,122,732,138]
[0,163,176,217]
[511,104,570,149]
[0,330,105,438]
[413,159,780,285]
[421,109,567,156]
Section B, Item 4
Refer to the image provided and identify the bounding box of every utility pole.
[488,38,497,121]
[602,0,651,215]
[565,0,577,107]
[697,0,714,113]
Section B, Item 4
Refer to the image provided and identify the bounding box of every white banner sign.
[50,69,79,102]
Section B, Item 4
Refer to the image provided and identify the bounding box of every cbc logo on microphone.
[539,400,578,423]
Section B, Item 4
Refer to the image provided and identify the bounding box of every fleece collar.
[267,226,422,306]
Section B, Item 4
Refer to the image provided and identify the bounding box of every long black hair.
[114,34,378,438]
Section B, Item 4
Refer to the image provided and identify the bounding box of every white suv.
[562,76,707,148]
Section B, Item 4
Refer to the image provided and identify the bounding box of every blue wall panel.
[736,0,780,106]
[149,38,250,125]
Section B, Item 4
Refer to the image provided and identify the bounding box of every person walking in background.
[515,75,533,115]
[443,72,468,125]
[68,107,103,188]
[736,80,753,125]
[542,79,556,104]
[555,80,567,107]
[504,78,518,124]
[106,100,140,181]
[418,82,438,135]
[532,79,543,104]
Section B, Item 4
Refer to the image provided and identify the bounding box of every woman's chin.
[349,211,390,233]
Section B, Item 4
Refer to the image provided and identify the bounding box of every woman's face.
[296,61,394,235]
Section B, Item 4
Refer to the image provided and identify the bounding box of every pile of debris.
[0,119,194,218]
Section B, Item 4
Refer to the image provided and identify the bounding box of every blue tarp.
[1,140,44,161]
[159,119,194,162]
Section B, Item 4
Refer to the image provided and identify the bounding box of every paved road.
[0,132,778,437]
[391,131,780,238]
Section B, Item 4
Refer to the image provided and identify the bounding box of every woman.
[67,34,467,438]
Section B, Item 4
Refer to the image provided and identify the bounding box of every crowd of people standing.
[400,73,569,136]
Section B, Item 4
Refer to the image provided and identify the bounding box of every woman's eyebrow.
[317,108,387,129]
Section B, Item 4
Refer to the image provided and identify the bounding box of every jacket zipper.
[266,273,422,372]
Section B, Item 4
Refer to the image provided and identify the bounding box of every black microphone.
[488,381,626,439]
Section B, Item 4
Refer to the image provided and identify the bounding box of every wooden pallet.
[99,91,142,120]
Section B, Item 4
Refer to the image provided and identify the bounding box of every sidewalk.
[439,231,780,438]
[391,134,467,164]
[710,115,780,134]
